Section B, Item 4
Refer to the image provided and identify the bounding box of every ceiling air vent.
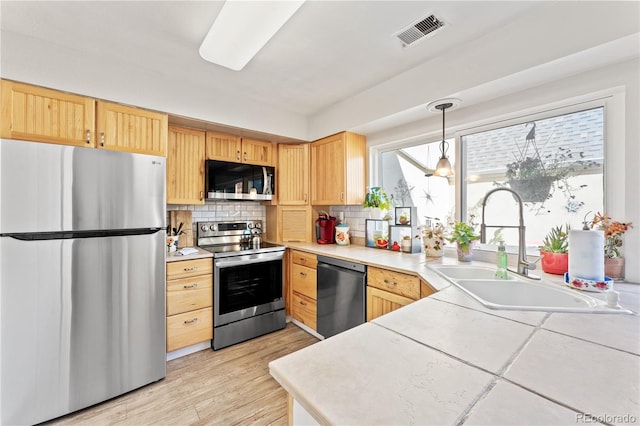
[395,14,445,48]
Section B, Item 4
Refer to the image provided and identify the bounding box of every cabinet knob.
[243,152,247,161]
[100,132,105,147]
[340,192,344,201]
[183,283,198,289]
[184,266,198,272]
[86,129,91,144]
[183,317,199,324]
[236,150,241,160]
[200,191,204,201]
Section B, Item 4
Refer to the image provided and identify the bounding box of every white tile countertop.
[270,242,640,425]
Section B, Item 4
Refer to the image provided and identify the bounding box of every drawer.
[367,266,420,300]
[166,307,213,352]
[167,276,212,316]
[291,263,317,300]
[290,250,317,269]
[167,258,213,280]
[291,292,316,331]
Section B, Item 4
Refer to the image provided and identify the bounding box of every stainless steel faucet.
[480,188,540,280]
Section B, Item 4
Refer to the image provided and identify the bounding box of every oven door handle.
[215,252,284,268]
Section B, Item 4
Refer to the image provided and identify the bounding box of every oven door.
[214,250,285,327]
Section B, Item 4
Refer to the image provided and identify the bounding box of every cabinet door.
[278,143,309,204]
[291,292,317,330]
[366,287,414,321]
[167,126,205,205]
[166,307,213,352]
[1,80,95,147]
[241,137,274,166]
[279,206,312,242]
[291,263,317,300]
[205,131,241,162]
[310,134,345,205]
[96,101,168,156]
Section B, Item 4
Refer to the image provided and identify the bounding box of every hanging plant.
[505,122,569,203]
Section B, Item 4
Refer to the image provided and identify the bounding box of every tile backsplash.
[167,201,266,235]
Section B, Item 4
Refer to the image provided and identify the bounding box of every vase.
[540,251,568,275]
[167,235,179,253]
[456,241,475,262]
[604,257,625,280]
[423,235,444,257]
[367,207,383,219]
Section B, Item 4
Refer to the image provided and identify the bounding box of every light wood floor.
[46,323,318,425]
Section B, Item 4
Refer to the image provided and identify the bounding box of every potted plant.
[539,224,570,275]
[363,187,392,219]
[505,122,569,203]
[447,221,480,262]
[591,212,633,279]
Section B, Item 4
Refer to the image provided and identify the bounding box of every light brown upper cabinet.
[96,101,168,156]
[167,126,206,205]
[310,131,366,205]
[1,80,168,157]
[278,143,309,205]
[205,131,274,166]
[1,79,95,147]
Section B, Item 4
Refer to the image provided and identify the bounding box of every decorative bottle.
[495,241,509,279]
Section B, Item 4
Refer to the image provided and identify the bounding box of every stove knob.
[209,224,216,231]
[200,224,208,232]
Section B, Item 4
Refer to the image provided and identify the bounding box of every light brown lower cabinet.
[166,258,213,352]
[366,265,436,321]
[289,250,318,330]
[366,287,414,321]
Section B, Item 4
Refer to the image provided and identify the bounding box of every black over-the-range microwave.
[205,160,275,201]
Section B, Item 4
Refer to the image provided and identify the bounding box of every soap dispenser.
[495,241,509,279]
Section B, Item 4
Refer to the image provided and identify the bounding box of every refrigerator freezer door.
[0,139,166,233]
[0,231,166,425]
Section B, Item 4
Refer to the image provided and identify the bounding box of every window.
[380,139,455,228]
[378,105,605,252]
[461,107,604,248]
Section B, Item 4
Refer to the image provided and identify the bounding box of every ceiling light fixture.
[426,98,460,177]
[199,0,305,71]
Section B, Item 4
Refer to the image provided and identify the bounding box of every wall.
[365,58,640,283]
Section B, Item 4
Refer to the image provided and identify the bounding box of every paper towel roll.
[568,230,604,281]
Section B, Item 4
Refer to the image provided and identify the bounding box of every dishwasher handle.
[317,255,366,273]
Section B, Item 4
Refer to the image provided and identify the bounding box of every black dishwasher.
[316,255,367,338]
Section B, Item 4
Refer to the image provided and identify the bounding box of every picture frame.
[395,207,416,226]
[365,219,390,249]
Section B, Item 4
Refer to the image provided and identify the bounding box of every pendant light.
[433,102,454,177]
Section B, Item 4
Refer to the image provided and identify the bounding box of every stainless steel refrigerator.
[0,139,166,425]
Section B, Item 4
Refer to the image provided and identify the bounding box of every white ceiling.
[1,1,638,142]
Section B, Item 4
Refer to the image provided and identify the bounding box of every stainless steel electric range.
[197,220,286,350]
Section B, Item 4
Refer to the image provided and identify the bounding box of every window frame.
[372,87,626,255]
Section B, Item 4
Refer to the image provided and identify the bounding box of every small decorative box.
[563,272,613,292]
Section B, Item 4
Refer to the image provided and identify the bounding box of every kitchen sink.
[430,265,632,314]
[431,265,516,280]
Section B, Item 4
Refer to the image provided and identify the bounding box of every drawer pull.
[183,266,199,272]
[383,279,397,287]
[299,300,307,306]
[299,257,306,262]
[184,318,199,324]
[86,129,91,144]
[299,271,307,277]
[183,283,198,289]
